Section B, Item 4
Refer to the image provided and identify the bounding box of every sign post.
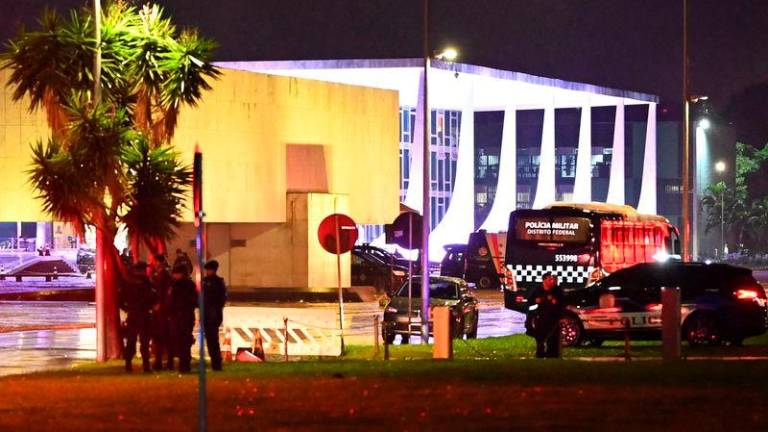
[193,146,207,431]
[318,213,358,352]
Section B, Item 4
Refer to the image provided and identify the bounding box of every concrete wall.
[0,68,50,221]
[170,68,400,225]
[0,68,400,226]
[168,193,352,289]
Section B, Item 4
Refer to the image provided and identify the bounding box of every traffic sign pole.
[317,213,357,355]
[407,212,413,340]
[334,215,345,352]
[193,146,207,432]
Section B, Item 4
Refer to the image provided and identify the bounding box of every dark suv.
[382,276,479,344]
[351,246,408,293]
[560,262,767,347]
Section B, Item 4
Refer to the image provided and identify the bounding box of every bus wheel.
[559,314,583,347]
[477,275,498,290]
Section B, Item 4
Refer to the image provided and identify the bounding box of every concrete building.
[0,67,400,289]
[224,59,660,259]
[2,58,678,286]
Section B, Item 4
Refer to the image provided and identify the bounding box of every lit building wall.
[1,68,400,226]
[171,69,400,225]
[0,68,51,222]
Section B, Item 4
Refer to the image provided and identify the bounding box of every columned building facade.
[222,59,660,259]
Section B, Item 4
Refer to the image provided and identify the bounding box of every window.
[396,281,458,299]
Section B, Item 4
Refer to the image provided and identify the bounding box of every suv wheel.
[453,318,465,339]
[683,313,723,346]
[559,313,583,347]
[466,313,478,339]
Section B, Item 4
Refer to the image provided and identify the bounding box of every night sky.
[2,0,768,115]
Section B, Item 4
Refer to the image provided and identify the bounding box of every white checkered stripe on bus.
[511,264,593,284]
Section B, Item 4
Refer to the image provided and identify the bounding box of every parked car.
[439,232,502,290]
[355,244,413,269]
[382,276,479,344]
[76,248,95,274]
[560,261,768,347]
[351,247,407,293]
[440,244,466,279]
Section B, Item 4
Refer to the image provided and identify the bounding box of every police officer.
[527,272,564,358]
[168,264,198,372]
[202,260,227,371]
[151,254,173,370]
[121,261,156,373]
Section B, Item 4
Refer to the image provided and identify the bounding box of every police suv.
[560,261,768,347]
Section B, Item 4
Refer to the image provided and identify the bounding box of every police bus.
[503,202,680,312]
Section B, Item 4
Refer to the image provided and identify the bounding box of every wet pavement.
[0,290,521,376]
[0,301,95,376]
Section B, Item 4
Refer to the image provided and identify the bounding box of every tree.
[2,2,219,360]
[702,142,768,252]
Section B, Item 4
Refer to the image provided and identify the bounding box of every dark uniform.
[169,268,198,372]
[121,263,156,372]
[151,260,174,370]
[527,276,565,358]
[202,262,227,371]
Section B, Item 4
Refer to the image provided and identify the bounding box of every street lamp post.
[682,0,690,262]
[421,0,431,345]
[715,161,726,258]
[421,0,459,344]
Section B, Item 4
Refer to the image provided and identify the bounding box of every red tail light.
[735,289,759,300]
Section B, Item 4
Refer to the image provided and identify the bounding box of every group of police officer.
[121,255,227,373]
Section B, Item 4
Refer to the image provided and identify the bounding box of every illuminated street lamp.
[435,47,458,61]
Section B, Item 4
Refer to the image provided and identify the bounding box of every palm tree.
[2,2,219,360]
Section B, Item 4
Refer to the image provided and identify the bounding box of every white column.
[637,103,657,214]
[480,105,516,232]
[36,222,48,250]
[429,83,475,260]
[606,101,625,205]
[572,104,592,203]
[531,104,556,209]
[403,71,425,213]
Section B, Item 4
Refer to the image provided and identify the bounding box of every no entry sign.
[385,211,422,250]
[318,213,358,254]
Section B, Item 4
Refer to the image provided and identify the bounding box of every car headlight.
[392,270,406,277]
[385,306,398,313]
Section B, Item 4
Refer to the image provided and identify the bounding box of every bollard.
[373,315,380,357]
[283,317,289,362]
[661,286,681,360]
[221,327,232,362]
[432,306,453,360]
[53,266,58,280]
[622,317,631,360]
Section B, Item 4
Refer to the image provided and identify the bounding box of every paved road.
[0,301,95,376]
[0,291,522,376]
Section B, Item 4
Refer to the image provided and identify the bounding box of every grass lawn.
[1,334,767,431]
